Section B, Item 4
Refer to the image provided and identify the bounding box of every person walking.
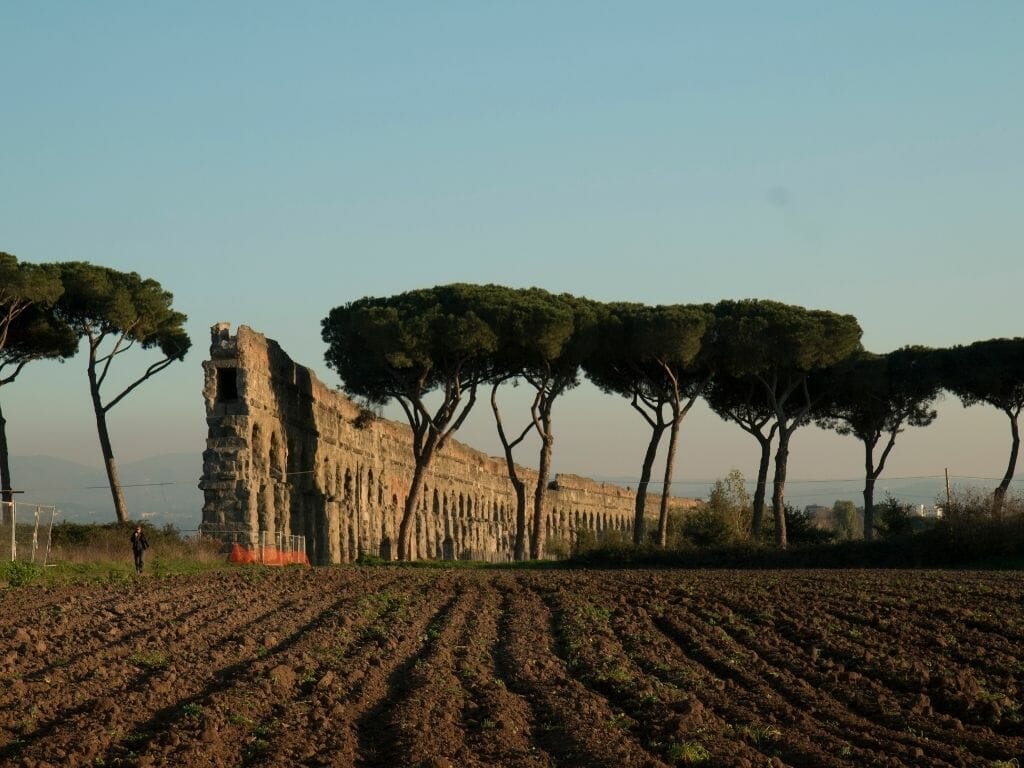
[130,525,150,574]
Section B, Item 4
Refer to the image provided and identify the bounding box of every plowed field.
[2,568,1022,767]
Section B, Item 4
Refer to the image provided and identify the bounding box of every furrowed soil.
[1,568,1022,767]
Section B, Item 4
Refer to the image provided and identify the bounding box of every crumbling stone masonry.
[200,324,695,564]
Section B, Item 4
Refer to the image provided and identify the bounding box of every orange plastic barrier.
[228,542,309,567]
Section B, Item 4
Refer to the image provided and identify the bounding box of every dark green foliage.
[1,253,77,511]
[0,560,41,587]
[564,513,1024,570]
[817,348,942,440]
[322,284,498,409]
[710,299,862,378]
[322,285,499,559]
[942,338,1024,413]
[54,262,191,362]
[585,302,712,401]
[475,287,600,560]
[681,506,734,548]
[49,262,190,523]
[940,338,1024,513]
[1,254,71,368]
[583,302,714,545]
[0,253,65,331]
[782,505,835,544]
[875,495,915,537]
[710,299,863,547]
[0,304,77,379]
[814,347,942,539]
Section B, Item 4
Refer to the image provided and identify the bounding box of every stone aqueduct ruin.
[199,324,695,564]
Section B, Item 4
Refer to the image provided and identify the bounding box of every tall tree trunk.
[993,409,1020,518]
[88,363,128,523]
[863,474,877,542]
[0,400,13,525]
[864,430,898,541]
[656,411,681,548]
[529,408,554,560]
[94,408,128,524]
[633,423,667,545]
[397,457,430,561]
[771,430,790,549]
[491,384,530,561]
[751,433,772,539]
[511,476,528,561]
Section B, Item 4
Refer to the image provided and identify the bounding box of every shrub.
[681,506,735,548]
[0,560,42,587]
[875,494,914,538]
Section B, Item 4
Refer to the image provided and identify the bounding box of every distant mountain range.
[8,453,204,530]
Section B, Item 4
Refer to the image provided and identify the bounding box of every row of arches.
[239,420,636,564]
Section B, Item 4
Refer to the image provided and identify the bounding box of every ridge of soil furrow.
[538,578,770,768]
[608,596,808,767]
[607,583,861,768]
[494,577,670,768]
[7,570,383,767]
[455,576,553,768]
[3,567,1022,767]
[354,577,480,767]
[2,571,303,683]
[669,589,973,768]
[737,592,1024,750]
[127,569,413,768]
[791,594,1024,683]
[652,599,901,766]
[346,576,463,767]
[0,574,326,763]
[244,570,452,767]
[655,602,983,768]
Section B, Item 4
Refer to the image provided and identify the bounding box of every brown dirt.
[1,568,1022,767]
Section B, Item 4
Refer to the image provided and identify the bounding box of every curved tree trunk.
[529,409,554,560]
[656,411,681,548]
[993,409,1020,518]
[88,362,128,523]
[96,410,128,524]
[633,423,667,545]
[751,433,772,539]
[864,430,898,541]
[397,458,430,561]
[771,430,791,549]
[511,477,528,561]
[0,400,13,525]
[490,384,530,561]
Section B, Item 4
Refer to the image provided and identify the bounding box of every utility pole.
[944,468,951,511]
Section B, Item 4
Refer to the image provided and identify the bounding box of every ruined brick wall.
[200,324,695,564]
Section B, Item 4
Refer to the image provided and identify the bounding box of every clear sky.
[1,2,1022,504]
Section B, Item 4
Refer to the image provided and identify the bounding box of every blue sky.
[1,2,1022,502]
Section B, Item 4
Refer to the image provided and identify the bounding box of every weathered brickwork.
[200,324,694,564]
